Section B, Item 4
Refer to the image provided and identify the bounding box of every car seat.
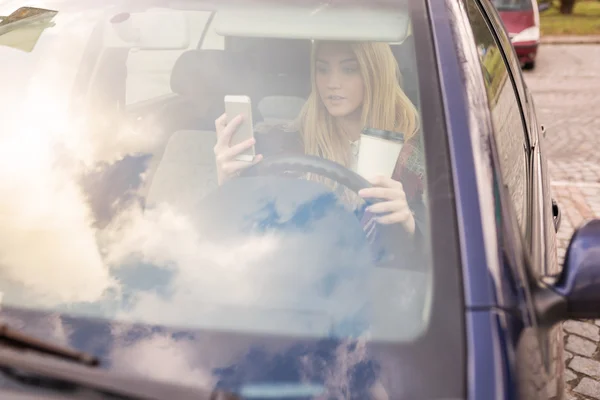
[145,49,261,211]
[230,37,311,125]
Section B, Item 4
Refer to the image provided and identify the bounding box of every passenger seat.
[145,129,218,214]
[145,50,259,211]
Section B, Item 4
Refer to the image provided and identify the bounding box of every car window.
[464,0,530,235]
[491,0,533,11]
[125,10,219,104]
[0,0,441,344]
[480,0,532,115]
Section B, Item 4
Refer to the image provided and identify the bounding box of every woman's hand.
[358,175,415,234]
[214,113,263,185]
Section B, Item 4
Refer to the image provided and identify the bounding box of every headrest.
[258,96,306,121]
[170,49,256,99]
[227,37,311,97]
[230,37,311,77]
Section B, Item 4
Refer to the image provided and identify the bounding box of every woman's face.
[315,42,365,120]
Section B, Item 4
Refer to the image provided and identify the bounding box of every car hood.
[0,304,437,399]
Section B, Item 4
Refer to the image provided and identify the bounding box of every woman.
[213,40,425,238]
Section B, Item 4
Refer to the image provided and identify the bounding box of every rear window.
[492,0,534,11]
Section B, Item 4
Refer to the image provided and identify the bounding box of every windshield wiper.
[0,325,240,399]
[0,324,98,367]
[0,347,241,399]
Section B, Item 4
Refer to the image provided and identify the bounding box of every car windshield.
[492,0,534,11]
[0,0,461,394]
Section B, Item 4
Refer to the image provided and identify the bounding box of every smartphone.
[224,95,255,162]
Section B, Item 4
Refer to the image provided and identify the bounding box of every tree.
[560,0,576,14]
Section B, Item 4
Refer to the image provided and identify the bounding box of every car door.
[476,3,564,399]
[479,0,560,280]
[463,0,562,398]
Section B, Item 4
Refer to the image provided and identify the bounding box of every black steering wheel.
[240,154,376,203]
[240,155,419,269]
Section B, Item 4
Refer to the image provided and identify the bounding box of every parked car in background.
[538,0,552,11]
[492,0,542,69]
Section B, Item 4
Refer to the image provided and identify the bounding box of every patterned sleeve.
[392,132,429,258]
[392,133,426,203]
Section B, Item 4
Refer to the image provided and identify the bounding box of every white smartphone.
[224,95,255,162]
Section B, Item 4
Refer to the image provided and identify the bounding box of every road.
[524,44,600,400]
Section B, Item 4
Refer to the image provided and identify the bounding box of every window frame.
[478,0,535,142]
[467,0,534,245]
[480,0,559,283]
[469,0,558,376]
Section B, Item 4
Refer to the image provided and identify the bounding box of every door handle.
[552,198,561,232]
[541,124,547,139]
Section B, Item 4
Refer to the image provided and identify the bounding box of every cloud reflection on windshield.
[0,9,427,348]
[0,17,174,306]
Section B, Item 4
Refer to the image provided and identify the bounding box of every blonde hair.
[296,41,420,168]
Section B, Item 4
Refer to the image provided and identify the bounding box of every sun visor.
[212,5,410,43]
[0,7,58,52]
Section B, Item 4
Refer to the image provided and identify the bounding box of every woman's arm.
[357,133,428,268]
[357,132,425,230]
[213,116,303,184]
[358,176,416,234]
[214,113,264,184]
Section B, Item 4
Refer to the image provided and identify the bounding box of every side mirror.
[535,219,600,327]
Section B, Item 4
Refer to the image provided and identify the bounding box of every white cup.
[356,128,404,179]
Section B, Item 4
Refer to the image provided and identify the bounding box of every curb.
[541,35,600,44]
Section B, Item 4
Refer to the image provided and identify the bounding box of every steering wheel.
[240,154,376,202]
[240,155,417,269]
